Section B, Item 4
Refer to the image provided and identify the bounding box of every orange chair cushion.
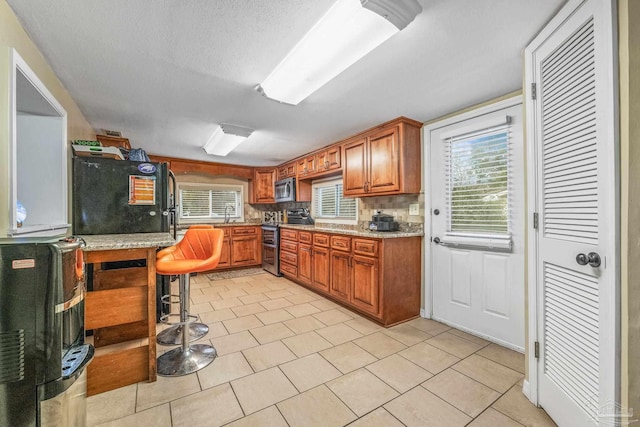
[157,227,224,275]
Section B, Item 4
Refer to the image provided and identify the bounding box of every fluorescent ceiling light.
[256,0,422,105]
[203,124,253,156]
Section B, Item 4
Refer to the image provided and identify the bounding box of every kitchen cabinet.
[298,231,313,285]
[297,155,316,178]
[277,162,296,180]
[279,226,421,326]
[280,229,299,280]
[230,226,260,267]
[251,168,276,203]
[351,254,379,315]
[343,117,422,197]
[315,146,342,175]
[200,226,260,270]
[311,233,330,292]
[217,228,231,268]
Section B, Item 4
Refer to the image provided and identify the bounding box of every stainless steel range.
[261,224,281,276]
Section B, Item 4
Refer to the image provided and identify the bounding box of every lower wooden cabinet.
[279,227,421,326]
[329,250,351,300]
[298,243,313,285]
[203,225,261,270]
[311,245,330,292]
[351,255,379,315]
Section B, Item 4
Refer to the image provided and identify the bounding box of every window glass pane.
[446,126,510,234]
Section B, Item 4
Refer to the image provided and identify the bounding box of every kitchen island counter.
[80,233,172,396]
[79,232,174,251]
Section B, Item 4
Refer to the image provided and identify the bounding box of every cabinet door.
[343,138,367,196]
[326,146,341,171]
[297,156,316,177]
[253,168,276,203]
[351,255,379,315]
[298,243,313,285]
[330,250,351,301]
[217,238,231,268]
[368,127,400,194]
[312,246,330,292]
[231,235,259,266]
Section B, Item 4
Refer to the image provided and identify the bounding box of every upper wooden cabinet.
[315,146,341,174]
[343,118,421,197]
[251,168,276,203]
[277,162,296,180]
[297,155,316,178]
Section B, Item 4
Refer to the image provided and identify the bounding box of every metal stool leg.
[157,274,209,345]
[157,273,217,376]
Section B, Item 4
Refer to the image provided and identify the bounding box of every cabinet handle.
[324,160,329,169]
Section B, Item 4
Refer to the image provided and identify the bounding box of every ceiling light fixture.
[203,124,254,156]
[256,0,422,105]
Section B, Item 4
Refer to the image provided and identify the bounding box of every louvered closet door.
[529,0,617,425]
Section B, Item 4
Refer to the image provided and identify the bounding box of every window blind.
[444,122,512,235]
[313,181,357,220]
[179,185,242,220]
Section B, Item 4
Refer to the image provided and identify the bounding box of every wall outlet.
[409,203,420,215]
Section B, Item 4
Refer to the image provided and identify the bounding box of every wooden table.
[80,233,174,396]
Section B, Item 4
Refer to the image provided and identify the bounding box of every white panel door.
[526,0,617,425]
[427,99,525,350]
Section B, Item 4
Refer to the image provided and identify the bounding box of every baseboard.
[522,380,531,400]
[420,308,426,318]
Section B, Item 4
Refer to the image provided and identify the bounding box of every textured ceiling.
[8,0,564,166]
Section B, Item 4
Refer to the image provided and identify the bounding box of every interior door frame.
[422,94,523,322]
[523,0,620,408]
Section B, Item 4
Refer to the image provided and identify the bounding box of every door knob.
[576,252,601,268]
[587,252,601,268]
[433,237,441,244]
[433,209,440,215]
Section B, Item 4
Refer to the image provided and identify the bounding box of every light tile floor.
[87,272,557,427]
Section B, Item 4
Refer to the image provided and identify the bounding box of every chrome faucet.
[224,204,232,223]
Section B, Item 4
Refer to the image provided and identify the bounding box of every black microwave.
[274,177,296,203]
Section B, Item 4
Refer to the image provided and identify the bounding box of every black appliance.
[287,208,314,225]
[275,177,296,203]
[369,211,399,232]
[72,156,176,321]
[72,157,174,235]
[261,224,281,276]
[0,237,94,427]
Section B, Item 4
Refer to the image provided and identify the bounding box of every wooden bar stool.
[155,226,224,376]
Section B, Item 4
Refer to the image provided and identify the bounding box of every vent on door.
[0,329,25,384]
[541,19,598,245]
[543,262,599,420]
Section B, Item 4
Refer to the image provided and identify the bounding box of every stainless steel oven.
[261,224,281,276]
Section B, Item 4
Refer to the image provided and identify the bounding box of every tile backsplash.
[358,193,425,224]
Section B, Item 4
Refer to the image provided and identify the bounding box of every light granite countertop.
[79,233,175,251]
[278,223,423,239]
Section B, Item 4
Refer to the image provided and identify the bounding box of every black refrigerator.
[72,156,175,321]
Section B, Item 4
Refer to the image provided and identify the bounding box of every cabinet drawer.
[232,226,257,235]
[330,235,351,252]
[222,227,231,236]
[353,238,379,257]
[299,231,312,244]
[280,262,298,277]
[280,229,298,241]
[281,240,298,253]
[313,233,329,247]
[280,250,297,265]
